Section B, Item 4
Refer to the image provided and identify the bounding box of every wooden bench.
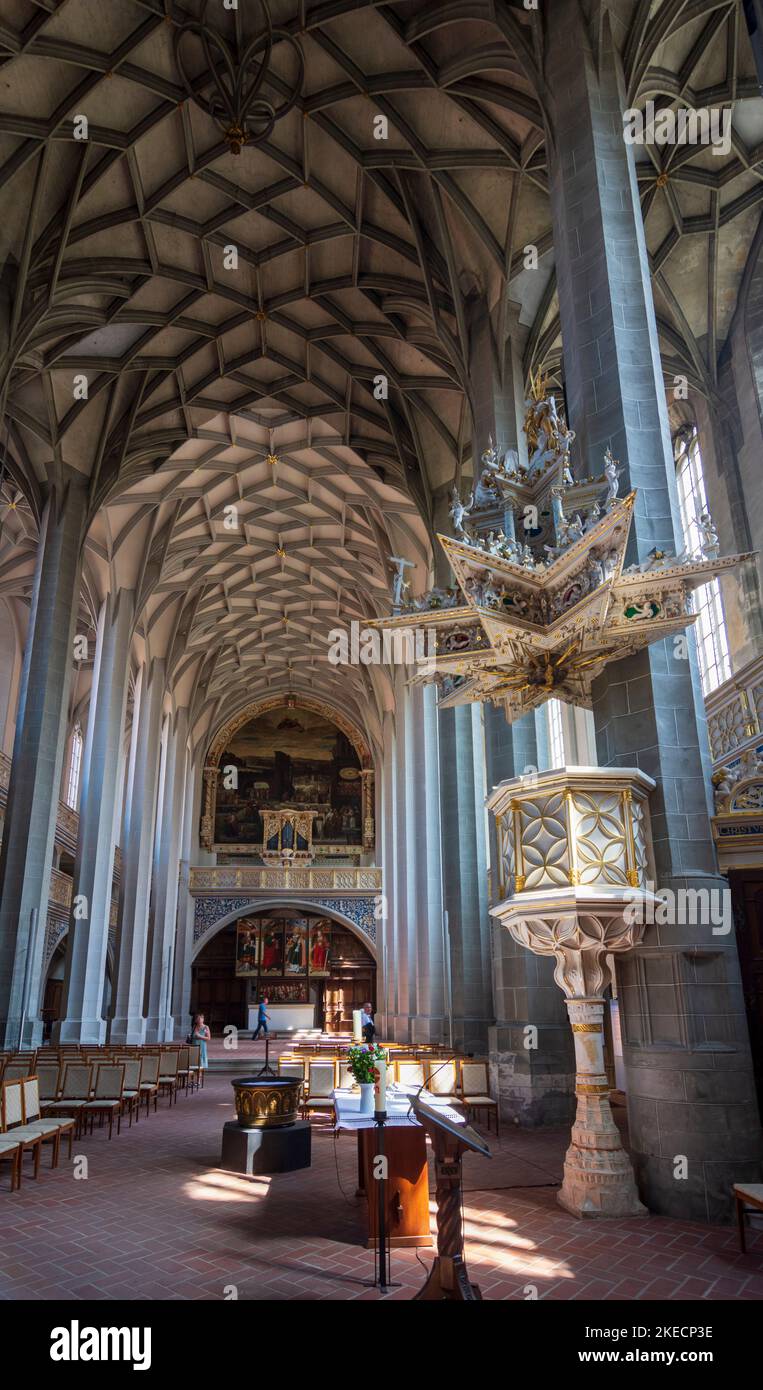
[733,1183,763,1252]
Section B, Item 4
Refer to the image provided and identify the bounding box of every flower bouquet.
[347,1043,386,1085]
[347,1043,386,1114]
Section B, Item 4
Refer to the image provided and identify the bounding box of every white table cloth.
[332,1086,465,1132]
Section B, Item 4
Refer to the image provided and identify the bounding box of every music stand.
[412,1098,491,1301]
[256,1034,277,1079]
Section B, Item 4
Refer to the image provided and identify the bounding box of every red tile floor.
[2,1041,762,1301]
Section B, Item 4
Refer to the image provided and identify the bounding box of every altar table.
[333,1088,465,1249]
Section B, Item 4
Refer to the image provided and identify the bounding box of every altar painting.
[308,921,331,976]
[213,705,363,847]
[234,919,260,977]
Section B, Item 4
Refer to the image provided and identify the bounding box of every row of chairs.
[277,1055,499,1133]
[37,1049,203,1127]
[0,1076,77,1189]
[0,1044,208,1192]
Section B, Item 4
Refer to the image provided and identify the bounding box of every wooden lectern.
[412,1098,491,1301]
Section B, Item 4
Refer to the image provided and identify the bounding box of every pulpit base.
[413,1255,482,1301]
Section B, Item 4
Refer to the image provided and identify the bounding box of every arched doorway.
[191,907,376,1035]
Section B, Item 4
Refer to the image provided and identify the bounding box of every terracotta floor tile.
[2,1069,761,1301]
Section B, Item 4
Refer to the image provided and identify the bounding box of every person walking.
[253,996,270,1040]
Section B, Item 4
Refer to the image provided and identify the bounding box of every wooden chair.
[459,1060,499,1135]
[395,1059,425,1089]
[138,1053,160,1115]
[81,1064,125,1139]
[734,1183,763,1252]
[157,1051,180,1105]
[119,1059,142,1126]
[426,1058,458,1098]
[0,1133,21,1190]
[2,1060,36,1082]
[41,1063,93,1137]
[187,1043,203,1091]
[176,1047,192,1095]
[278,1058,306,1103]
[37,1062,62,1104]
[336,1059,354,1090]
[303,1060,337,1123]
[1,1079,43,1179]
[20,1075,76,1165]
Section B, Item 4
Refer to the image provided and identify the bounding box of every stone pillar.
[547,1,762,1218]
[145,708,188,1042]
[110,657,165,1044]
[438,703,492,1052]
[392,669,412,1036]
[379,707,397,1038]
[485,707,576,1124]
[56,590,134,1043]
[468,296,525,463]
[0,476,87,1046]
[172,755,199,1038]
[408,684,446,1042]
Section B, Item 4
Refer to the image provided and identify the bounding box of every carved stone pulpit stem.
[488,767,658,1218]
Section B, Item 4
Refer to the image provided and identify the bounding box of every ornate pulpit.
[488,767,659,1217]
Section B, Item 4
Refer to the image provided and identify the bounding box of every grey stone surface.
[220,1118,311,1176]
[547,1,762,1218]
[0,477,88,1047]
[57,590,134,1044]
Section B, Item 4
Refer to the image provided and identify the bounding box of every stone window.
[674,427,732,695]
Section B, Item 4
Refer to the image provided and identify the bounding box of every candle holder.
[373,1108,391,1291]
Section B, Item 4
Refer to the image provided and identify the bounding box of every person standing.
[360,1001,375,1045]
[253,996,270,1040]
[191,1013,211,1069]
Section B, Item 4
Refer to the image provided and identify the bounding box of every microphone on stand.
[406,1057,454,1123]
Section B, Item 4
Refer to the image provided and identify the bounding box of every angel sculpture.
[565,513,585,544]
[699,510,720,560]
[450,485,475,539]
[604,449,623,507]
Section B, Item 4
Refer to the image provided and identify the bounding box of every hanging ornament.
[174,0,304,155]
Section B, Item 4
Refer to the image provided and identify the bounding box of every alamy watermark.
[624,883,731,936]
[623,102,732,158]
[328,621,436,672]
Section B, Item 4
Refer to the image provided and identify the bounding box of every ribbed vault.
[0,0,761,744]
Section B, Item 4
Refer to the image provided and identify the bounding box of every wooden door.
[731,872,763,1111]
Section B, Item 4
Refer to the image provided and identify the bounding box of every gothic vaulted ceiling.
[0,0,760,748]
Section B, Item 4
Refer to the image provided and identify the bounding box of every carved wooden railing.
[705,654,763,768]
[190,865,382,894]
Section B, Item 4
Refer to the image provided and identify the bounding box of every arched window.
[66,724,83,809]
[674,427,731,695]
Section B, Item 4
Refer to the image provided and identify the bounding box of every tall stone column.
[0,476,88,1046]
[407,684,446,1042]
[56,590,134,1043]
[468,296,527,466]
[547,0,761,1217]
[109,658,165,1044]
[485,707,576,1123]
[438,703,492,1052]
[145,708,188,1042]
[379,707,398,1037]
[172,755,199,1038]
